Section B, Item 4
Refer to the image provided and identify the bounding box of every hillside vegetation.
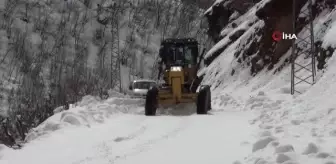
[0,0,211,147]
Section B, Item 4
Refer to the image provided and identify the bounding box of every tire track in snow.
[72,117,148,164]
[72,116,189,164]
[93,125,148,164]
[113,126,147,142]
[111,117,189,163]
[72,118,188,164]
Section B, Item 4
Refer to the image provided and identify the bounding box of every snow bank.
[0,144,8,160]
[211,78,336,164]
[322,10,336,48]
[25,95,144,142]
[243,85,336,164]
[324,26,336,47]
[203,1,336,164]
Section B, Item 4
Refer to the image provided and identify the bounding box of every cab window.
[184,48,193,64]
[159,44,198,66]
[133,82,156,89]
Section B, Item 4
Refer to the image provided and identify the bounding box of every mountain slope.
[0,1,336,164]
[198,0,336,163]
[0,0,211,146]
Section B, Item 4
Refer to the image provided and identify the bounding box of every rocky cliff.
[203,0,336,77]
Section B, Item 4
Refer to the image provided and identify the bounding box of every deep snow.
[198,1,336,164]
[0,1,336,164]
[0,94,257,164]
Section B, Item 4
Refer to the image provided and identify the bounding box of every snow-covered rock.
[200,1,336,164]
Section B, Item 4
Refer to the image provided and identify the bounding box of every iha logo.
[272,31,297,41]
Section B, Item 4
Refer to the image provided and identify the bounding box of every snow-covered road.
[1,109,256,164]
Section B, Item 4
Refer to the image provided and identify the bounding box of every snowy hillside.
[0,0,336,164]
[199,0,336,163]
[0,0,211,146]
[0,0,210,112]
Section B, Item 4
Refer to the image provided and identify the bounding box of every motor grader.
[144,38,211,116]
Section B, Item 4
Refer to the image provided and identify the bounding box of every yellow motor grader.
[145,38,211,116]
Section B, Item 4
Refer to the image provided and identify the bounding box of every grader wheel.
[196,85,211,114]
[145,87,159,116]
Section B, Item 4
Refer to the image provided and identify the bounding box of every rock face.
[205,0,261,42]
[182,0,215,9]
[204,1,232,42]
[204,0,336,75]
[197,0,216,9]
[253,0,308,73]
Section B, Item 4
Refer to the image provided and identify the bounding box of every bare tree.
[0,0,210,147]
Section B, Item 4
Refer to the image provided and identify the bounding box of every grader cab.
[144,38,211,116]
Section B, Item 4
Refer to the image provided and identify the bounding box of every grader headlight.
[170,66,182,72]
